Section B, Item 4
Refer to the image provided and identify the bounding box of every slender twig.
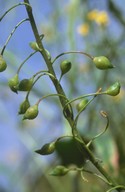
[25,71,56,99]
[17,51,37,74]
[71,88,102,137]
[36,93,68,106]
[72,95,96,137]
[87,111,109,147]
[0,2,31,21]
[63,91,107,115]
[52,51,94,64]
[1,18,29,55]
[68,167,111,185]
[106,185,125,192]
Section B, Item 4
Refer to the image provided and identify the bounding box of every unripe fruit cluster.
[17,77,34,91]
[8,75,34,93]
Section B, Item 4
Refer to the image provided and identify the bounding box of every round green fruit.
[55,137,92,167]
[0,55,7,72]
[60,60,72,75]
[18,77,34,91]
[8,74,19,93]
[18,99,30,114]
[29,41,40,51]
[106,82,121,96]
[23,104,39,120]
[93,56,114,70]
[76,98,89,112]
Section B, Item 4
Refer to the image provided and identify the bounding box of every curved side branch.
[52,51,94,64]
[1,18,29,55]
[17,50,37,74]
[26,70,54,99]
[106,185,125,192]
[63,90,106,118]
[36,93,68,106]
[0,2,31,21]
[72,96,96,137]
[87,111,109,147]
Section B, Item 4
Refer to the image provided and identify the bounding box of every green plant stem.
[24,1,123,191]
[75,136,118,186]
[24,0,73,120]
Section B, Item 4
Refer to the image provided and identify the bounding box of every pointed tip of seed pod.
[11,89,18,94]
[34,149,41,154]
[18,111,22,115]
[10,87,18,94]
[109,65,115,69]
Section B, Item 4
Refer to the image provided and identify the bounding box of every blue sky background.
[0,0,125,191]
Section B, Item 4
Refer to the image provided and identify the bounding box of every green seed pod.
[23,104,39,120]
[106,82,121,96]
[49,165,69,176]
[35,142,56,155]
[18,77,34,91]
[18,99,30,115]
[0,55,7,72]
[76,98,89,112]
[55,137,93,167]
[60,60,72,76]
[45,49,51,60]
[29,41,40,51]
[8,74,19,93]
[93,56,114,70]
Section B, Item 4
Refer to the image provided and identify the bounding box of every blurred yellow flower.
[87,9,109,26]
[77,23,89,36]
[87,9,98,20]
[95,11,109,26]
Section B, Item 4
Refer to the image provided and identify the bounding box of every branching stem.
[23,0,124,191]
